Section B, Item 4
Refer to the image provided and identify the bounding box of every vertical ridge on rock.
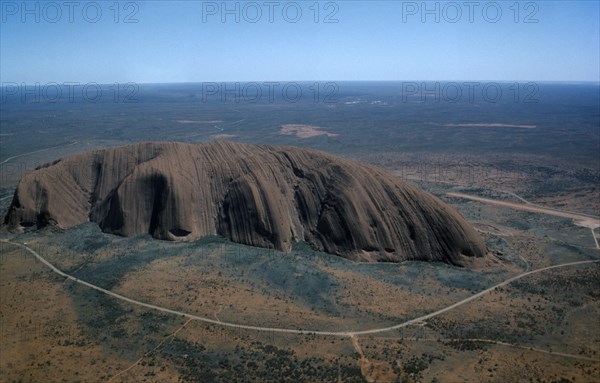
[3,141,487,264]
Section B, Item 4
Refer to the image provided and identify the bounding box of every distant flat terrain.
[1,82,598,382]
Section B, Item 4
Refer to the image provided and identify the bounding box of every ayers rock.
[4,141,486,264]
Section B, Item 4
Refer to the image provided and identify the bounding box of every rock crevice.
[4,141,486,264]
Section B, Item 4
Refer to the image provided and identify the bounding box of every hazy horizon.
[1,1,598,84]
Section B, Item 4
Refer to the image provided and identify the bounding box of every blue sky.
[1,0,599,83]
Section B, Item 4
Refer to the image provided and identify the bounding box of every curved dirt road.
[1,238,598,338]
[447,192,600,232]
[447,192,600,249]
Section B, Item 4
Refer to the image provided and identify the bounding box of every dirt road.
[2,239,598,338]
[447,192,600,230]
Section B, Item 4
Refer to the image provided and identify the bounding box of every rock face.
[4,141,486,264]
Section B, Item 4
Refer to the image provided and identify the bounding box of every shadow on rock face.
[4,141,487,265]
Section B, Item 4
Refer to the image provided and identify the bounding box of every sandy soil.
[2,185,598,382]
[0,242,142,383]
[113,253,342,331]
[279,124,338,138]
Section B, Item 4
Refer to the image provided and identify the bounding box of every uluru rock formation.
[4,141,486,264]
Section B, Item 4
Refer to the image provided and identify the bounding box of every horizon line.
[1,80,599,87]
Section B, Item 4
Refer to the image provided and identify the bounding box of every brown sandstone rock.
[4,141,486,264]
